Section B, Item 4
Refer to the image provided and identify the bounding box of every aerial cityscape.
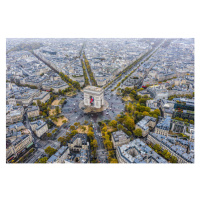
[6,38,194,164]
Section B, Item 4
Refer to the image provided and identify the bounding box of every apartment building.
[155,116,171,136]
[111,131,130,148]
[147,133,194,163]
[30,120,48,138]
[33,91,50,105]
[27,106,40,118]
[116,139,167,163]
[135,116,157,137]
[6,133,33,160]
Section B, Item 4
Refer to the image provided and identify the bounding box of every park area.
[107,125,116,133]
[53,116,68,127]
[51,99,61,106]
[49,108,61,116]
[122,96,133,102]
[76,125,89,133]
[66,91,77,97]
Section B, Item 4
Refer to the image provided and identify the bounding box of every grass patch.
[122,96,133,101]
[66,91,77,97]
[49,109,61,116]
[53,116,68,127]
[107,125,116,133]
[76,125,89,134]
[51,100,61,106]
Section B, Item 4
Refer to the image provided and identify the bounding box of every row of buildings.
[47,134,90,163]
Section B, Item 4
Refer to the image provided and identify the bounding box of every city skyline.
[6,38,194,164]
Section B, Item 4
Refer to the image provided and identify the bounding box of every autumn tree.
[117,124,124,130]
[109,120,117,128]
[153,144,162,151]
[71,130,78,135]
[74,122,79,128]
[91,139,98,149]
[123,117,135,131]
[164,151,171,160]
[62,120,67,124]
[110,158,118,163]
[38,157,48,163]
[55,106,60,115]
[70,125,75,131]
[44,146,57,156]
[189,120,194,124]
[170,156,178,163]
[47,133,52,137]
[87,131,94,139]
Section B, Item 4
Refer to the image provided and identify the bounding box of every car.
[106,113,108,115]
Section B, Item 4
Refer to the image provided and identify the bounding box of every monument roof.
[83,86,103,92]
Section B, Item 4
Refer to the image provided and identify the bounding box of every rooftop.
[118,139,167,163]
[84,85,103,92]
[156,116,171,130]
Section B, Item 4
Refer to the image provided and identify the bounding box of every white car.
[106,113,109,115]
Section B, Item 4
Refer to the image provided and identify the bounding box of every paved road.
[83,57,93,86]
[25,149,43,163]
[23,110,37,144]
[104,39,166,93]
[26,39,166,163]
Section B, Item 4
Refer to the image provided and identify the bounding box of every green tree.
[38,157,48,163]
[117,124,124,130]
[153,144,162,151]
[70,125,75,131]
[110,158,118,163]
[62,120,67,124]
[74,122,79,128]
[80,126,86,131]
[170,156,178,163]
[91,139,98,149]
[71,130,78,135]
[44,146,57,156]
[102,127,107,133]
[189,120,194,124]
[134,128,142,137]
[47,133,52,137]
[165,152,171,160]
[153,109,161,116]
[142,111,150,116]
[37,100,41,106]
[55,106,60,115]
[123,117,135,131]
[87,131,94,139]
[162,149,168,156]
[109,120,117,128]
[58,136,65,143]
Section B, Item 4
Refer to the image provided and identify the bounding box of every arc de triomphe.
[83,86,104,108]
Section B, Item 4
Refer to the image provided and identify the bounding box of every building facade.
[27,106,40,118]
[135,116,157,137]
[111,131,130,148]
[6,134,33,160]
[30,120,48,138]
[33,91,50,105]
